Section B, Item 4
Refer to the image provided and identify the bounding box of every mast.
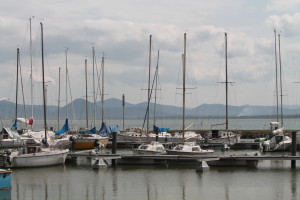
[29,18,34,126]
[122,94,125,131]
[40,22,47,145]
[278,33,283,127]
[65,48,68,119]
[85,59,88,128]
[153,50,159,125]
[182,33,186,138]
[147,35,152,136]
[274,29,279,122]
[15,48,20,121]
[92,46,96,127]
[101,54,104,123]
[225,32,228,130]
[58,67,61,130]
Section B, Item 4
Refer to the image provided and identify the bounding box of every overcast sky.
[1,0,300,108]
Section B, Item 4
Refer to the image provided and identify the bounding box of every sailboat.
[132,35,167,154]
[201,33,240,146]
[0,48,35,148]
[167,33,213,155]
[71,52,109,150]
[262,30,291,152]
[3,22,69,168]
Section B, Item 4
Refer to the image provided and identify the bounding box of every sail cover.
[79,127,97,134]
[99,122,111,136]
[55,118,70,135]
[11,120,18,130]
[153,125,170,134]
[99,122,120,136]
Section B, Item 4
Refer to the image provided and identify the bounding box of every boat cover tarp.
[1,128,20,139]
[153,125,170,134]
[109,125,120,134]
[55,118,70,135]
[79,127,97,134]
[99,122,111,136]
[99,122,120,136]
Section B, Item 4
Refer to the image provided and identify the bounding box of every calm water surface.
[1,149,299,200]
[2,118,300,131]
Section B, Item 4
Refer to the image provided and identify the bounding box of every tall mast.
[29,18,34,125]
[40,22,47,145]
[278,33,283,127]
[65,48,68,119]
[85,59,89,128]
[58,67,61,130]
[274,29,279,122]
[92,46,96,127]
[101,54,104,123]
[153,50,159,125]
[225,32,228,130]
[147,35,152,136]
[183,33,187,138]
[15,48,20,120]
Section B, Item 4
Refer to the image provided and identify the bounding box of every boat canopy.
[55,118,70,135]
[79,127,96,134]
[99,122,120,136]
[153,125,170,134]
[1,127,20,139]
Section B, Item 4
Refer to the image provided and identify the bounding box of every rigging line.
[142,65,158,130]
[19,60,28,127]
[95,53,102,101]
[67,67,77,128]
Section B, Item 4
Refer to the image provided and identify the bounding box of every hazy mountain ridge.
[1,98,300,120]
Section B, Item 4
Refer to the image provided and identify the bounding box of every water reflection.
[9,161,300,200]
[0,190,11,200]
[291,169,297,200]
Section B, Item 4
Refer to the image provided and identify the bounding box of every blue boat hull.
[0,170,12,190]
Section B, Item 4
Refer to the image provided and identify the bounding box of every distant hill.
[1,98,300,120]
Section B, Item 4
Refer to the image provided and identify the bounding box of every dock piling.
[291,131,296,168]
[112,131,117,166]
[196,160,210,172]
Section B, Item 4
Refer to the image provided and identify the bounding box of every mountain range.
[1,98,300,120]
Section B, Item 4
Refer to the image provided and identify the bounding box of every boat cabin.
[137,142,165,152]
[211,130,235,138]
[18,139,42,154]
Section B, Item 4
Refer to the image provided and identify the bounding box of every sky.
[1,0,300,108]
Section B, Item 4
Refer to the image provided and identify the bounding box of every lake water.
[3,117,300,131]
[1,149,300,200]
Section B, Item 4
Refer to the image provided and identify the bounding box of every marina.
[2,1,300,199]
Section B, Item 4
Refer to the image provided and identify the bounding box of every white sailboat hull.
[8,149,69,168]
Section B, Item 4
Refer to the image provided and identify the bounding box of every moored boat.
[166,142,214,155]
[0,168,12,190]
[2,139,69,168]
[134,141,166,155]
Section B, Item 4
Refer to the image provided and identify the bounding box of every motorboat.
[166,142,214,155]
[133,141,166,155]
[0,168,12,190]
[200,129,240,146]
